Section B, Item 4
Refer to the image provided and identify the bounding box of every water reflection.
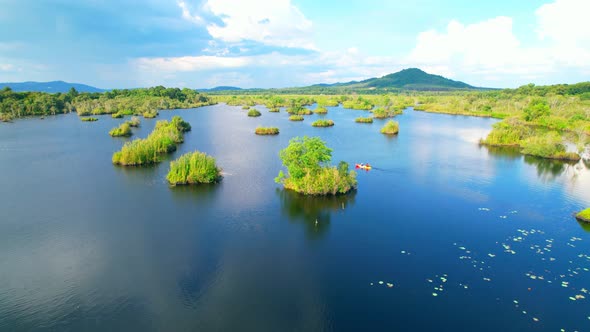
[277,189,356,239]
[576,219,590,233]
[482,145,522,161]
[523,155,581,181]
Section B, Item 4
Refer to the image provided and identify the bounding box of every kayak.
[355,163,372,170]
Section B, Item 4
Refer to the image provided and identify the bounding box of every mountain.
[0,81,105,93]
[322,68,475,91]
[197,86,243,92]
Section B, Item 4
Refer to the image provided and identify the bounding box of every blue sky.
[0,0,588,89]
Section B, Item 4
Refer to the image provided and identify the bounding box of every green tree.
[523,99,550,121]
[278,136,332,179]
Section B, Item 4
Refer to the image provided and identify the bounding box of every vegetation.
[355,116,373,123]
[143,111,158,118]
[0,113,14,122]
[247,108,261,117]
[109,122,133,137]
[112,116,191,166]
[255,127,280,135]
[312,119,334,127]
[275,136,357,195]
[314,106,328,114]
[380,120,399,135]
[576,208,590,223]
[289,115,304,121]
[166,151,221,185]
[520,132,580,161]
[129,116,141,127]
[111,112,124,119]
[269,107,280,112]
[80,117,98,122]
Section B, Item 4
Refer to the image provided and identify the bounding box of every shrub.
[355,117,373,123]
[521,132,580,160]
[80,117,98,122]
[0,113,13,122]
[143,111,158,118]
[289,115,304,121]
[380,120,399,135]
[577,208,590,222]
[312,119,334,127]
[242,105,250,110]
[482,118,532,146]
[269,107,280,112]
[255,127,280,135]
[128,116,141,127]
[314,107,328,114]
[109,122,133,137]
[167,151,221,185]
[248,109,262,117]
[112,112,124,119]
[275,136,357,195]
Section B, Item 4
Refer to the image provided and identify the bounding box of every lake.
[1,104,589,331]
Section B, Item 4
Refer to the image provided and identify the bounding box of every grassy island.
[314,107,328,114]
[129,116,141,127]
[380,120,399,135]
[289,115,304,121]
[576,208,590,223]
[111,112,124,119]
[355,117,373,123]
[255,127,280,135]
[109,122,133,137]
[269,107,280,112]
[312,119,334,127]
[112,116,191,166]
[275,136,357,195]
[80,117,98,122]
[248,109,262,117]
[143,111,158,119]
[167,151,221,185]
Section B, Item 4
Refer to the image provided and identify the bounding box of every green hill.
[354,68,474,90]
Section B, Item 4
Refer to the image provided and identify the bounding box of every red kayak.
[355,163,372,170]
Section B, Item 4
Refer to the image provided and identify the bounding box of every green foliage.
[143,111,158,118]
[128,116,141,127]
[1,113,14,122]
[577,208,590,221]
[521,132,580,160]
[483,118,533,146]
[167,151,221,185]
[355,117,373,123]
[171,115,191,132]
[289,115,304,121]
[255,127,280,135]
[523,99,550,121]
[343,96,373,110]
[269,107,280,112]
[109,122,133,137]
[380,120,399,135]
[111,112,124,119]
[313,106,328,114]
[276,136,357,195]
[312,119,334,127]
[80,117,98,122]
[247,108,261,117]
[112,117,189,166]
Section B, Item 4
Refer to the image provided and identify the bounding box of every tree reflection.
[482,145,522,160]
[276,189,356,240]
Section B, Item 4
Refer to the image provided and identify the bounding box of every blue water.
[0,104,589,331]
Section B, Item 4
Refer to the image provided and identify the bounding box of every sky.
[0,0,589,89]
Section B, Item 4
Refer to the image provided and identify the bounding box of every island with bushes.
[112,116,191,166]
[380,120,399,135]
[247,108,261,117]
[275,136,357,195]
[80,117,98,122]
[314,107,328,114]
[167,151,221,185]
[576,208,590,223]
[355,117,373,123]
[255,127,280,135]
[109,122,132,137]
[289,115,304,121]
[312,119,334,127]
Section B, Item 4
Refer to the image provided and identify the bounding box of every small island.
[269,107,280,112]
[167,151,222,185]
[80,117,98,122]
[143,111,158,118]
[576,208,590,223]
[111,112,124,119]
[128,116,141,127]
[255,127,279,135]
[248,108,262,117]
[109,122,133,137]
[275,136,357,195]
[355,117,373,123]
[289,115,304,121]
[312,119,334,127]
[314,107,328,114]
[380,120,399,135]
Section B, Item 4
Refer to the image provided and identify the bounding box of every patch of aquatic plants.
[275,136,357,195]
[143,111,158,119]
[289,115,304,121]
[109,122,133,137]
[313,107,328,114]
[0,113,14,122]
[380,120,399,135]
[111,112,124,119]
[112,116,190,166]
[167,151,221,185]
[312,119,334,127]
[255,127,280,135]
[80,117,98,122]
[248,108,262,117]
[577,208,590,223]
[269,107,280,112]
[355,117,373,123]
[128,116,141,127]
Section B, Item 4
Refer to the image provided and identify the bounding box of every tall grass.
[355,117,373,123]
[109,122,133,137]
[380,120,399,135]
[167,151,221,185]
[112,116,190,166]
[248,108,262,117]
[289,115,304,121]
[255,127,280,135]
[80,117,98,122]
[314,107,328,114]
[312,119,334,127]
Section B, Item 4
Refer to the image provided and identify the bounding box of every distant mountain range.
[0,81,105,93]
[1,68,480,94]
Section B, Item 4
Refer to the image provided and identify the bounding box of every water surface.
[1,105,589,331]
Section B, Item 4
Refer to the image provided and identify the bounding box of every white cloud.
[135,55,250,71]
[178,1,203,25]
[204,0,314,49]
